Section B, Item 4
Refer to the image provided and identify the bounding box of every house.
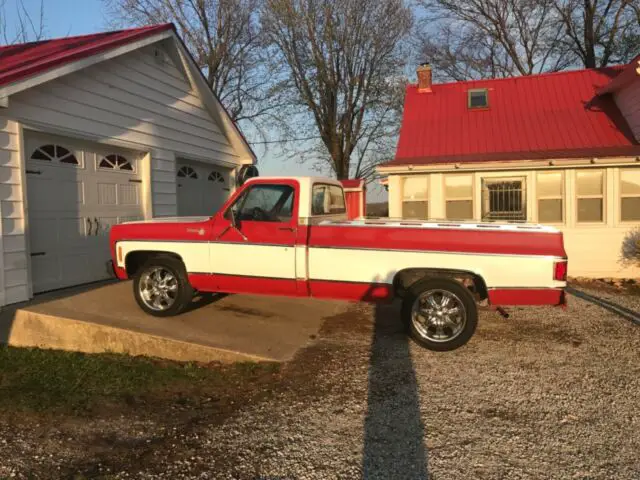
[377,59,640,279]
[0,24,256,305]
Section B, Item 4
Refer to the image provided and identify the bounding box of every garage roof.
[0,23,256,164]
[0,24,174,88]
[384,63,640,168]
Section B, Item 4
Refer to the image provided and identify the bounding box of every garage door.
[26,132,144,293]
[177,159,231,217]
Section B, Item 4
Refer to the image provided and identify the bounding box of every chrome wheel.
[411,289,467,343]
[138,267,179,312]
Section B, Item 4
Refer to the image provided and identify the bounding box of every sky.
[1,0,389,202]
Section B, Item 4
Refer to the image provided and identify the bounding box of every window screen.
[576,170,604,223]
[537,172,564,223]
[620,169,640,221]
[402,176,428,219]
[445,175,473,220]
[311,184,346,215]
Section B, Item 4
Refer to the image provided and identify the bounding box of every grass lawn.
[0,345,280,414]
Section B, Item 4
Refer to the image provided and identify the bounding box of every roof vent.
[154,48,165,65]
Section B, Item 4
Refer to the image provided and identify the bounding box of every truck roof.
[244,175,343,186]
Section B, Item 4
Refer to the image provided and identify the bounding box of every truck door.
[209,180,299,295]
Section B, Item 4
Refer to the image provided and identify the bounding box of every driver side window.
[230,184,295,222]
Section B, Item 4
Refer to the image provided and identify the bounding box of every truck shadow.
[363,300,429,479]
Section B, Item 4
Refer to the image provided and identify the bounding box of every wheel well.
[124,251,185,277]
[393,268,488,300]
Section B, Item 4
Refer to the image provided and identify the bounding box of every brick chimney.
[417,63,432,93]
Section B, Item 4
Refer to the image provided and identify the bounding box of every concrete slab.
[0,281,349,363]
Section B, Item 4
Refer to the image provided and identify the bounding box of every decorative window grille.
[100,154,133,171]
[31,144,78,165]
[481,178,526,221]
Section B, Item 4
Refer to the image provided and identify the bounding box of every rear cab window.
[312,184,346,216]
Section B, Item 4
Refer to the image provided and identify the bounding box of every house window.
[620,169,640,221]
[31,144,78,165]
[177,166,198,178]
[311,184,346,215]
[100,154,133,171]
[576,170,604,223]
[445,175,473,219]
[537,172,564,223]
[402,176,428,219]
[468,89,488,109]
[481,177,526,221]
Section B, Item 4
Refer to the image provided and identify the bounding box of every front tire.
[401,278,478,351]
[133,256,193,317]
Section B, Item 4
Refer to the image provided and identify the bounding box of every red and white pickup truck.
[110,176,568,351]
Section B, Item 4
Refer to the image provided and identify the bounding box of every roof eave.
[376,155,640,173]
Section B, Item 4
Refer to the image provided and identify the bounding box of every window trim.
[481,176,527,222]
[310,182,347,217]
[619,169,640,223]
[444,174,474,220]
[468,88,489,109]
[575,169,606,224]
[536,171,565,225]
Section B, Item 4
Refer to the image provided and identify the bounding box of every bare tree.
[106,0,282,128]
[263,0,412,180]
[553,0,639,68]
[1,0,45,44]
[419,0,571,81]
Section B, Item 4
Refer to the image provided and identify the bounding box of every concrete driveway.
[0,281,349,363]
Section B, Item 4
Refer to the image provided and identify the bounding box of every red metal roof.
[387,65,640,167]
[0,23,174,88]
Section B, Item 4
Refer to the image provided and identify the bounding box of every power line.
[249,135,322,145]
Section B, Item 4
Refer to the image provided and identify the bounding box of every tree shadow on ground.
[363,300,429,479]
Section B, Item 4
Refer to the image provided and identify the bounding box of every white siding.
[152,149,178,217]
[7,44,239,164]
[388,166,640,279]
[614,79,640,142]
[0,42,245,304]
[0,116,29,304]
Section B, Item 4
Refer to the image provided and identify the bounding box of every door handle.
[278,227,296,232]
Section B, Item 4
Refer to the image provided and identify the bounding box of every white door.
[26,133,144,293]
[176,159,230,217]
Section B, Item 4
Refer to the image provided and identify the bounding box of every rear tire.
[401,278,477,351]
[133,256,193,317]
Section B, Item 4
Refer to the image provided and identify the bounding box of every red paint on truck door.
[205,179,301,296]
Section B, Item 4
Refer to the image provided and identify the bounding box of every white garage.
[176,159,231,217]
[0,24,256,304]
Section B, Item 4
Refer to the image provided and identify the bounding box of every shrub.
[620,227,640,267]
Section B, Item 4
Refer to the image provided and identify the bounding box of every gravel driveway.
[1,292,639,479]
